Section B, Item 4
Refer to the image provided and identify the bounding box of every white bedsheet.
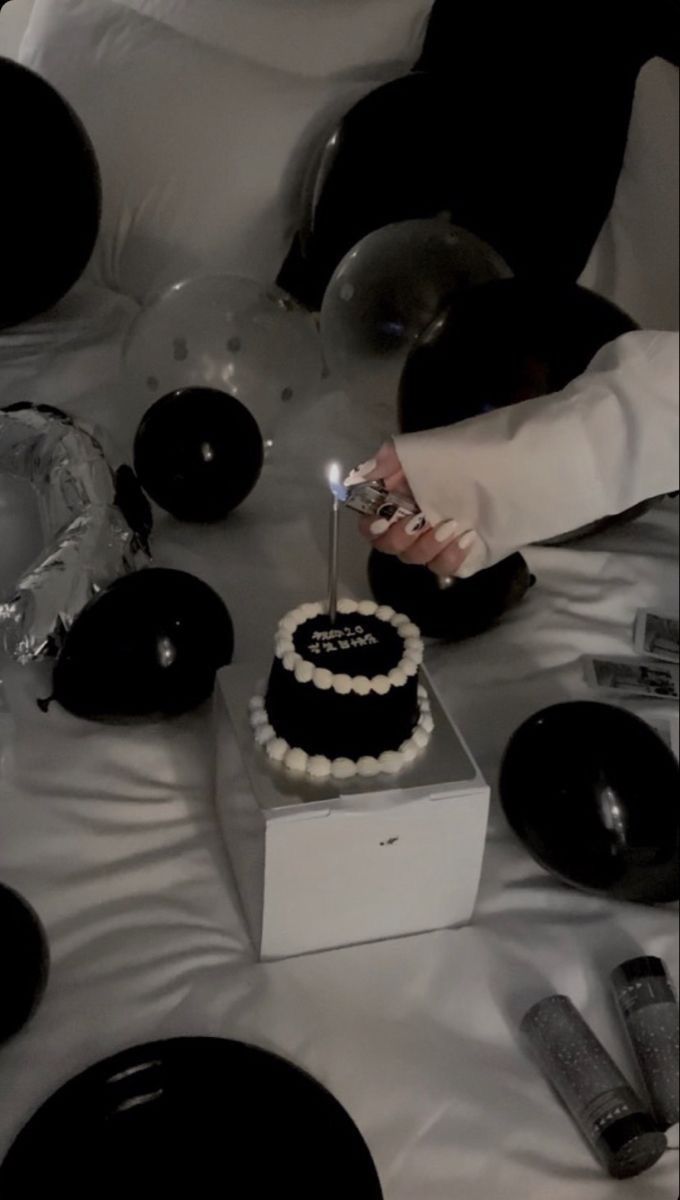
[1,290,678,1198]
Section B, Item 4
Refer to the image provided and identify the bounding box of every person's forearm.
[394,331,679,567]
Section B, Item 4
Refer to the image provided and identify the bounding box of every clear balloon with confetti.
[123,275,323,445]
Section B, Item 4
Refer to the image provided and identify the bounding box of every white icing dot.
[248,696,263,713]
[419,713,435,734]
[250,708,269,728]
[357,756,381,777]
[378,751,404,775]
[413,727,429,749]
[284,747,308,774]
[279,614,300,634]
[376,605,396,622]
[300,601,323,619]
[313,668,333,690]
[388,668,408,687]
[308,756,332,779]
[351,676,371,696]
[391,613,411,628]
[357,599,378,616]
[405,637,423,653]
[405,649,424,667]
[400,741,419,764]
[417,684,428,700]
[370,675,391,696]
[331,674,352,695]
[399,622,421,640]
[266,738,289,762]
[294,660,314,684]
[255,724,275,746]
[337,598,358,614]
[275,639,294,659]
[331,757,357,780]
[402,658,419,678]
[283,652,299,672]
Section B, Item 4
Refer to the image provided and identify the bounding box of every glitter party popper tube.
[521,995,667,1179]
[611,957,680,1134]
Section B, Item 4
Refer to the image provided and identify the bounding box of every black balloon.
[49,568,234,721]
[368,548,534,642]
[499,702,680,904]
[0,58,101,329]
[0,883,49,1045]
[0,1038,383,1198]
[133,388,264,522]
[279,74,459,309]
[399,280,637,432]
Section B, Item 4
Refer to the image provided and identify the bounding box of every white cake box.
[214,664,490,961]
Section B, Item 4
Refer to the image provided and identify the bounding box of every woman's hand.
[354,443,486,579]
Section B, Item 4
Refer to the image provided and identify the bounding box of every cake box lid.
[217,663,486,820]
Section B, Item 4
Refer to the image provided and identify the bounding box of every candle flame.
[327,461,346,503]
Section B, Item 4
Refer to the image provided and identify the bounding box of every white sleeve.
[394,330,679,570]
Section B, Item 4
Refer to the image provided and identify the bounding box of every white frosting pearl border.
[249,684,434,782]
[273,599,424,693]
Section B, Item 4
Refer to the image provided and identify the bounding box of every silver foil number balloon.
[123,276,323,443]
[0,407,145,663]
[320,218,510,421]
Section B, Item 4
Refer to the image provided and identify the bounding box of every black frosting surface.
[293,614,404,675]
[266,613,419,760]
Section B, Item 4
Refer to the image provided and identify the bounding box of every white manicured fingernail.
[405,514,428,535]
[457,530,478,552]
[434,518,461,544]
[456,533,488,578]
[345,459,378,488]
[370,518,390,536]
[357,458,377,477]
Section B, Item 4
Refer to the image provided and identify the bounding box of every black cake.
[250,599,433,780]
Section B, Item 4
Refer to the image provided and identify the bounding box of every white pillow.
[20,0,432,301]
[580,58,679,331]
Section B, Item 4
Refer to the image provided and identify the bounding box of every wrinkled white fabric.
[1,4,678,1192]
[580,58,679,332]
[19,0,430,300]
[86,0,432,75]
[396,331,679,571]
[0,296,678,1199]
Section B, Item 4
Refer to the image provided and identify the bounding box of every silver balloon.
[0,407,144,663]
[123,276,323,442]
[0,475,43,605]
[320,218,511,419]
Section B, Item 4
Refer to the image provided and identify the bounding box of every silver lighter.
[341,478,421,524]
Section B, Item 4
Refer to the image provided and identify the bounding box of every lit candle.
[327,462,343,625]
